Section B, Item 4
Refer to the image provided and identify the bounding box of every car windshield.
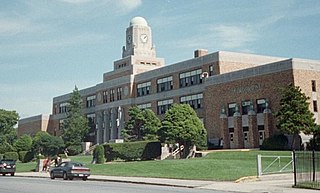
[0,160,16,164]
[72,163,83,167]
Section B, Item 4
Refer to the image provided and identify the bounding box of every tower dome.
[130,16,148,27]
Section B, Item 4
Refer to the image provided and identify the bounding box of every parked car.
[50,161,90,181]
[0,159,16,176]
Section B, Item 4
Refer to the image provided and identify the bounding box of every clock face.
[127,35,132,44]
[140,34,148,43]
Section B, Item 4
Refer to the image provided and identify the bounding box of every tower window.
[312,80,316,92]
[313,101,318,112]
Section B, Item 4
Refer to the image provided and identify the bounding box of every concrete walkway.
[15,172,318,193]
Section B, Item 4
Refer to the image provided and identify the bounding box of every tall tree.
[14,134,33,152]
[0,109,19,145]
[158,104,207,152]
[62,86,89,147]
[121,106,161,141]
[275,84,316,149]
[32,131,64,157]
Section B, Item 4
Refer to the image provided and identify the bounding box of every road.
[0,177,231,193]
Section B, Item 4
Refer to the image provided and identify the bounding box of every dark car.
[50,161,90,181]
[0,160,16,176]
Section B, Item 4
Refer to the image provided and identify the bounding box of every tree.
[275,84,316,149]
[93,145,105,164]
[0,109,19,145]
[62,86,89,147]
[121,106,161,142]
[158,104,207,153]
[14,134,33,152]
[32,131,65,157]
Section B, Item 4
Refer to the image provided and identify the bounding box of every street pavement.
[16,172,318,193]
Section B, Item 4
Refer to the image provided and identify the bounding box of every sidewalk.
[16,172,318,193]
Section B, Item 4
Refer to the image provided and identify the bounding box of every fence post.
[257,154,262,177]
[312,150,315,182]
[293,150,296,186]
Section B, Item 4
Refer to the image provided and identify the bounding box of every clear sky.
[1,0,320,119]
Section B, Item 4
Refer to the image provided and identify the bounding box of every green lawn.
[17,150,291,181]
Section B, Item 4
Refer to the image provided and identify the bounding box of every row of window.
[227,99,267,116]
[137,68,209,97]
[138,93,204,114]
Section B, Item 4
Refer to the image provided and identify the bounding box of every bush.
[260,133,288,150]
[4,152,19,160]
[93,145,105,164]
[67,145,82,156]
[104,141,161,162]
[19,151,34,163]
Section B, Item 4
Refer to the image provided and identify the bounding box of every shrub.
[19,151,34,163]
[93,145,105,164]
[4,152,19,160]
[67,145,82,156]
[260,133,288,150]
[104,141,161,162]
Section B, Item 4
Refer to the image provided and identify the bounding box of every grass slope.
[17,150,291,181]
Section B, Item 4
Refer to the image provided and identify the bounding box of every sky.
[1,0,320,119]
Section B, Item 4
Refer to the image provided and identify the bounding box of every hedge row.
[104,141,161,162]
[18,151,34,163]
[260,133,289,150]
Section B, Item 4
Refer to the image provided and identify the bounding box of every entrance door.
[259,131,265,145]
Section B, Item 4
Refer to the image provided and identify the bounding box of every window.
[256,99,267,113]
[86,95,96,108]
[228,103,236,116]
[312,80,316,92]
[229,128,234,142]
[87,114,96,124]
[242,100,251,115]
[137,103,152,109]
[157,76,173,92]
[137,82,151,97]
[157,99,173,114]
[86,114,96,133]
[244,132,248,141]
[180,93,203,109]
[209,65,214,76]
[313,101,318,112]
[179,69,202,88]
[59,119,65,130]
[59,102,69,113]
[117,87,123,100]
[103,90,108,103]
[110,89,115,102]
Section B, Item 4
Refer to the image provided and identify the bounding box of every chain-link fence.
[293,151,320,189]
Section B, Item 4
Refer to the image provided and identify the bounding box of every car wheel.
[50,172,55,179]
[2,173,5,176]
[82,176,87,181]
[63,172,68,180]
[69,176,73,180]
[10,173,14,176]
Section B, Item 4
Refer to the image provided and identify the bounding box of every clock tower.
[122,17,156,58]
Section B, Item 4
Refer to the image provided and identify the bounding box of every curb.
[15,174,197,189]
[234,176,259,183]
